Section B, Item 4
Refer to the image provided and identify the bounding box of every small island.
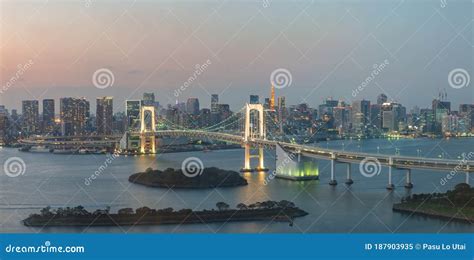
[129,167,248,188]
[393,183,474,223]
[23,200,308,227]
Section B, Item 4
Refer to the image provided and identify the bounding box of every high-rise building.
[96,97,113,135]
[352,100,370,133]
[370,104,382,130]
[381,102,403,132]
[0,108,8,144]
[186,98,200,115]
[60,97,90,136]
[42,99,55,134]
[377,93,388,105]
[211,94,219,114]
[459,104,474,130]
[126,100,141,131]
[199,108,211,127]
[142,93,155,106]
[250,95,259,104]
[22,100,39,134]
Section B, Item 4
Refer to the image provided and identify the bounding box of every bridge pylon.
[241,103,269,172]
[140,105,156,154]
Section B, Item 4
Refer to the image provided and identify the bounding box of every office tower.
[459,104,474,130]
[250,95,260,104]
[318,98,339,118]
[126,100,141,131]
[199,108,211,127]
[42,99,55,134]
[186,98,200,115]
[381,102,402,132]
[432,99,451,133]
[333,105,351,134]
[0,108,8,143]
[264,98,271,109]
[22,100,39,134]
[60,97,90,136]
[352,100,371,133]
[142,93,155,106]
[211,94,219,114]
[96,97,113,135]
[218,104,231,121]
[377,93,388,105]
[370,104,382,130]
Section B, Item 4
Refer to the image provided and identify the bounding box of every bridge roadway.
[19,130,474,173]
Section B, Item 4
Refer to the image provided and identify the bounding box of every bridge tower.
[140,105,156,154]
[242,103,268,172]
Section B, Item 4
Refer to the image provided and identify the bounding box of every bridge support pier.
[241,143,253,172]
[466,172,470,185]
[345,163,353,185]
[329,159,337,185]
[404,169,413,189]
[255,146,268,172]
[386,166,394,190]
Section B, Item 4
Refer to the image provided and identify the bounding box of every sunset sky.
[0,0,472,112]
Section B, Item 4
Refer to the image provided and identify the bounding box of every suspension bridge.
[19,104,474,189]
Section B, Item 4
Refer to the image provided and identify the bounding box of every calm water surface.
[0,137,473,233]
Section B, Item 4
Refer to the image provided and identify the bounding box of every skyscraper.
[186,98,200,115]
[211,94,219,114]
[142,93,155,106]
[96,97,113,135]
[352,100,370,133]
[250,95,260,104]
[377,93,388,105]
[60,97,90,136]
[42,99,55,134]
[126,100,141,131]
[22,100,39,135]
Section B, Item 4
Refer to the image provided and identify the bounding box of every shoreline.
[392,203,474,224]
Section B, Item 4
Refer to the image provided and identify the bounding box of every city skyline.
[0,0,472,112]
